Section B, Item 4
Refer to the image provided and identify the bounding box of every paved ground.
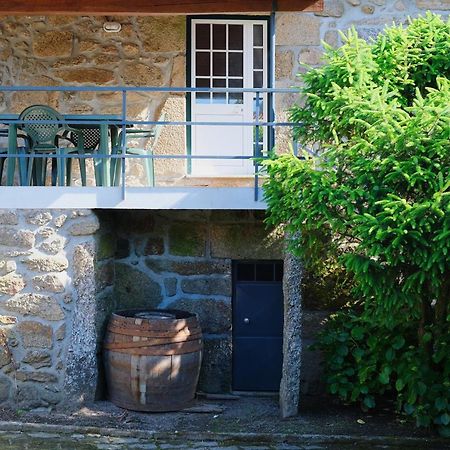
[0,396,447,449]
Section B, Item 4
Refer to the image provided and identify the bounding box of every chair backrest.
[19,105,63,149]
[66,125,100,151]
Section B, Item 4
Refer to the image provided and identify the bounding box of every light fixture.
[103,22,122,33]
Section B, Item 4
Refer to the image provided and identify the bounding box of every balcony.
[0,85,299,210]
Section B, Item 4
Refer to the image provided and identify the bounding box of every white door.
[191,19,267,176]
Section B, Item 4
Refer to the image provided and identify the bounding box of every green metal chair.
[18,105,87,186]
[0,128,31,186]
[111,115,165,187]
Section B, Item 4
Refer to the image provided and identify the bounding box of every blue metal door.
[232,261,283,391]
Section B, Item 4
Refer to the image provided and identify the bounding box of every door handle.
[244,318,250,324]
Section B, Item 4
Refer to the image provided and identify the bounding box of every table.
[0,114,123,186]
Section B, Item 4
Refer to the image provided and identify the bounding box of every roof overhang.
[0,0,323,15]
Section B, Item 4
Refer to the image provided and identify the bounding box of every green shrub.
[263,13,449,435]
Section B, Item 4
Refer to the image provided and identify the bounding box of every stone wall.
[0,209,103,409]
[96,210,284,394]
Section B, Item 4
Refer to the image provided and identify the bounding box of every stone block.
[164,278,177,297]
[54,214,67,228]
[168,298,231,334]
[39,236,67,255]
[0,272,26,295]
[15,371,58,383]
[26,211,52,226]
[298,47,323,66]
[23,350,52,368]
[97,232,117,261]
[138,16,185,52]
[68,217,100,236]
[0,375,11,403]
[113,262,162,310]
[55,324,66,341]
[315,0,345,17]
[0,211,18,226]
[146,259,231,276]
[198,336,232,393]
[0,260,16,276]
[0,315,16,325]
[0,227,35,248]
[181,277,231,297]
[210,223,283,260]
[5,293,64,321]
[54,68,115,84]
[15,384,60,408]
[17,321,53,348]
[122,63,164,87]
[324,30,339,48]
[23,254,68,272]
[169,223,207,257]
[143,237,165,256]
[276,13,321,46]
[170,54,186,87]
[416,0,450,9]
[32,274,65,293]
[33,31,73,57]
[0,330,11,368]
[96,261,114,292]
[275,50,294,80]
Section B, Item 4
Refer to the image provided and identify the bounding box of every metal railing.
[0,85,302,202]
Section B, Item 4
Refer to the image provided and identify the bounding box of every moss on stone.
[96,233,117,261]
[169,223,206,257]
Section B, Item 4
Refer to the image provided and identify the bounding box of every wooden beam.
[0,0,323,15]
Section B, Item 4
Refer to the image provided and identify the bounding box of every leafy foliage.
[263,14,450,434]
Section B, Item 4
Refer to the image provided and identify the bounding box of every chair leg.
[144,155,155,187]
[66,157,72,186]
[51,158,57,186]
[0,156,5,185]
[57,149,65,187]
[34,157,43,186]
[79,157,87,187]
[27,152,35,186]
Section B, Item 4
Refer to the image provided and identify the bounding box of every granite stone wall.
[0,209,105,409]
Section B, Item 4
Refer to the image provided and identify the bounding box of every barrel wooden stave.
[103,309,203,412]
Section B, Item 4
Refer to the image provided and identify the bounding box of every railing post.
[121,89,127,200]
[254,90,261,202]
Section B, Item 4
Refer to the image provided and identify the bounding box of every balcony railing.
[0,85,302,209]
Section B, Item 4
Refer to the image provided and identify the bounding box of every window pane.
[213,52,226,76]
[213,78,226,87]
[253,24,263,47]
[229,93,243,104]
[229,53,243,77]
[253,48,263,70]
[255,263,274,282]
[229,25,243,50]
[213,24,226,50]
[237,263,255,282]
[195,78,210,103]
[196,24,210,49]
[196,52,210,76]
[253,71,263,88]
[228,79,243,88]
[212,93,226,104]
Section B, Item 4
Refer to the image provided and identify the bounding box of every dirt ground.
[0,395,436,439]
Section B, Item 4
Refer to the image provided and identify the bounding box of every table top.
[0,113,122,123]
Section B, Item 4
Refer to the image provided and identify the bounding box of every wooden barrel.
[103,309,203,412]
